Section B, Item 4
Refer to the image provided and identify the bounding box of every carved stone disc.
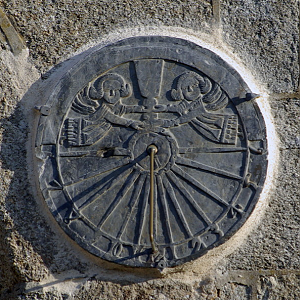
[35,36,268,268]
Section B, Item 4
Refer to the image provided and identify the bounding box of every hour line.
[62,157,131,187]
[166,171,212,226]
[178,147,247,154]
[116,174,147,239]
[97,170,140,228]
[172,165,229,207]
[76,166,133,210]
[162,175,193,238]
[157,174,174,244]
[137,176,151,245]
[176,156,242,180]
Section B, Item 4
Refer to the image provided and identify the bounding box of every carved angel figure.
[67,73,143,146]
[161,72,238,144]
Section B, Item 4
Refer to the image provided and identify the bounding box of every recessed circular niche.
[34,36,268,268]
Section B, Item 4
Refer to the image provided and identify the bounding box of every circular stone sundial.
[34,36,268,269]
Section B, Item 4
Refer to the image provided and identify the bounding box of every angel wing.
[202,83,228,111]
[71,86,99,115]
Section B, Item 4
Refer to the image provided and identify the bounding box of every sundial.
[35,36,267,268]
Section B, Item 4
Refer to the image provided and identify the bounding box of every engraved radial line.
[137,176,151,245]
[59,150,101,157]
[59,150,130,157]
[157,175,173,244]
[166,171,212,226]
[172,165,229,207]
[178,147,247,154]
[97,170,140,228]
[154,155,162,169]
[77,166,132,210]
[63,157,131,187]
[162,175,193,238]
[116,174,147,239]
[176,156,242,180]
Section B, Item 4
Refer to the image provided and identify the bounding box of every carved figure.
[67,73,143,146]
[161,72,238,144]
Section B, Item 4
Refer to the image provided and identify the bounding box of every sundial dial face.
[35,36,267,268]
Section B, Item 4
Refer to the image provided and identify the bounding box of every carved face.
[181,76,201,101]
[103,79,122,104]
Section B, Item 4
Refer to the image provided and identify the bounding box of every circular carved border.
[34,36,268,268]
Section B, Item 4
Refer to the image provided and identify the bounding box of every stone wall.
[0,1,299,299]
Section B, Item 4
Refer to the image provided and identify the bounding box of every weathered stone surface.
[0,52,48,298]
[221,0,299,94]
[0,105,49,293]
[196,276,252,300]
[217,97,300,273]
[0,7,26,54]
[0,0,213,73]
[0,49,84,297]
[258,274,300,299]
[74,278,252,300]
[17,291,68,300]
[270,99,300,149]
[13,271,300,299]
[16,275,255,299]
[73,280,195,300]
[226,147,300,271]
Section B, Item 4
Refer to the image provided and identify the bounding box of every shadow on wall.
[0,52,164,299]
[0,95,54,298]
